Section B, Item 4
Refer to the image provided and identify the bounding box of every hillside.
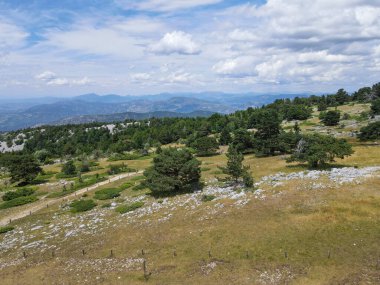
[1,87,380,284]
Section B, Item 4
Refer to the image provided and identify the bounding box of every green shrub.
[0,196,38,209]
[2,187,35,201]
[115,201,144,214]
[201,195,216,202]
[0,226,14,234]
[132,183,146,191]
[119,182,133,190]
[94,188,122,200]
[70,199,97,213]
[101,203,112,208]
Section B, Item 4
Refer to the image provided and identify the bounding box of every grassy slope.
[0,103,380,284]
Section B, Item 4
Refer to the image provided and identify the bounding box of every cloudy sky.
[1,0,380,97]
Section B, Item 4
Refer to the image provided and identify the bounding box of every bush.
[132,183,147,191]
[359,122,380,141]
[70,199,97,213]
[2,187,35,201]
[119,182,133,190]
[0,226,14,234]
[0,196,38,209]
[62,160,76,176]
[94,188,122,200]
[201,194,216,202]
[115,201,144,214]
[320,110,341,126]
[243,172,254,187]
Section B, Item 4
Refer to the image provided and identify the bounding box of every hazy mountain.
[0,92,310,131]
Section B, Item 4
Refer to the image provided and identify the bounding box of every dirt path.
[0,171,143,227]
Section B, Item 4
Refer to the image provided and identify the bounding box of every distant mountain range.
[0,92,310,131]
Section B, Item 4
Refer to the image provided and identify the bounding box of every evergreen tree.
[287,134,353,168]
[370,99,380,115]
[192,136,219,156]
[143,148,201,196]
[0,154,42,184]
[219,128,232,146]
[254,109,282,155]
[220,145,246,183]
[62,160,76,176]
[335,88,350,105]
[320,110,341,126]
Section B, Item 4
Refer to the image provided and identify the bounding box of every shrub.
[119,182,133,190]
[0,226,14,234]
[70,199,97,213]
[115,201,144,214]
[94,188,122,200]
[243,172,254,187]
[2,187,35,201]
[359,122,380,141]
[319,110,341,126]
[62,160,76,176]
[0,196,38,209]
[201,195,216,202]
[132,183,147,191]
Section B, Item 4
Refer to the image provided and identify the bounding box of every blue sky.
[0,0,380,97]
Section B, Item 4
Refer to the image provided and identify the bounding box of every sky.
[0,0,380,97]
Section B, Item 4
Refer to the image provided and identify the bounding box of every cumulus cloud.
[213,57,257,77]
[150,31,201,55]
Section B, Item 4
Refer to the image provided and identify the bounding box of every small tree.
[320,110,341,126]
[192,136,219,157]
[220,145,253,185]
[219,128,232,146]
[287,134,353,168]
[62,160,76,176]
[143,148,201,196]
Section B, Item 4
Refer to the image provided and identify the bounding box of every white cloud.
[46,78,69,86]
[150,31,201,55]
[163,71,194,83]
[131,73,151,81]
[0,20,28,49]
[119,0,222,12]
[213,57,257,77]
[36,71,92,86]
[35,71,57,81]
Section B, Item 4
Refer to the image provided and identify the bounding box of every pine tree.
[219,128,232,146]
[220,145,245,183]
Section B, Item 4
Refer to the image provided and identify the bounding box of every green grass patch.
[0,196,38,209]
[201,194,216,202]
[115,201,144,214]
[0,226,14,234]
[119,182,133,190]
[201,167,211,172]
[94,188,122,200]
[70,199,97,213]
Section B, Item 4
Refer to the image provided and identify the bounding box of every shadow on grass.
[286,163,356,171]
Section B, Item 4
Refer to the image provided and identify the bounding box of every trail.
[0,171,143,227]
